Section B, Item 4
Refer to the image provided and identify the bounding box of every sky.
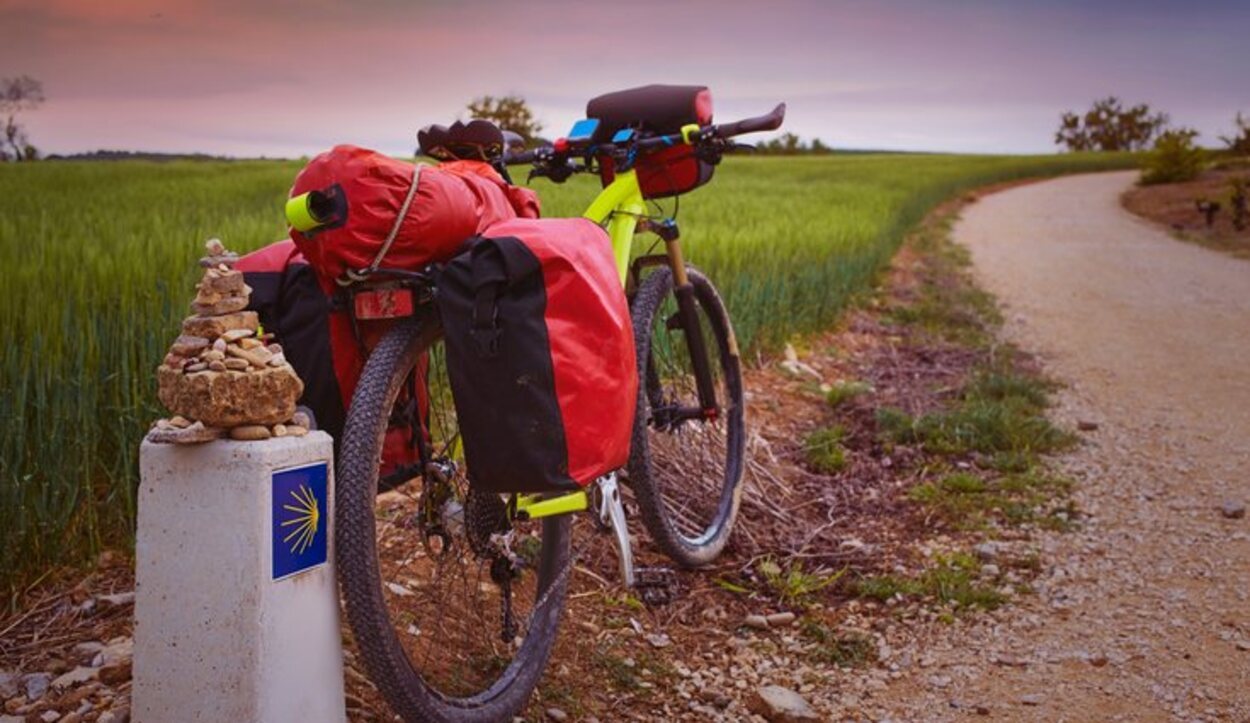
[2,0,1247,157]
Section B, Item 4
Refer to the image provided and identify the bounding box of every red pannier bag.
[288,145,539,283]
[236,240,426,482]
[586,84,715,199]
[436,218,637,493]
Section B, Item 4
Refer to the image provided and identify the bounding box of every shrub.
[1220,112,1250,156]
[803,425,848,473]
[1140,128,1205,185]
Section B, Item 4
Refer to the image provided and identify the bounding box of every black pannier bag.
[436,218,637,494]
[586,84,715,199]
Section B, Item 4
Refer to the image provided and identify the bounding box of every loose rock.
[766,612,797,627]
[749,685,820,722]
[50,666,97,691]
[545,708,569,722]
[230,425,273,441]
[169,335,210,357]
[181,311,258,339]
[146,420,223,445]
[22,673,51,700]
[745,614,770,630]
[1220,500,1245,519]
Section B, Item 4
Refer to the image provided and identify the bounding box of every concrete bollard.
[134,432,347,723]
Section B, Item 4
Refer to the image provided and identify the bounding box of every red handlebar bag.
[436,218,637,493]
[289,145,538,283]
[587,84,715,199]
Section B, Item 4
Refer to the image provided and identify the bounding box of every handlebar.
[501,101,787,171]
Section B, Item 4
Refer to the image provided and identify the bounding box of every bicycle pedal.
[632,566,680,607]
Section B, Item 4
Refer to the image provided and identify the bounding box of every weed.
[852,554,1006,611]
[757,557,846,607]
[907,469,1075,530]
[877,368,1074,460]
[593,647,642,691]
[800,619,878,667]
[803,426,848,473]
[825,380,873,408]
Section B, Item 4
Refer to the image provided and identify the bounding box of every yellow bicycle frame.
[582,169,648,286]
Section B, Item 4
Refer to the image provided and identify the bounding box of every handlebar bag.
[436,218,637,493]
[288,145,539,284]
[587,84,715,199]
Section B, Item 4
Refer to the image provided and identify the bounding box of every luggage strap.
[469,243,507,358]
[337,163,426,286]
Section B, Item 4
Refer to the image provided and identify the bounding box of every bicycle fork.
[660,225,720,419]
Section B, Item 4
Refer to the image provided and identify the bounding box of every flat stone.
[70,642,104,661]
[92,639,132,668]
[1020,694,1044,706]
[239,337,263,350]
[749,685,820,722]
[197,269,245,294]
[226,344,271,369]
[272,424,288,438]
[208,360,227,372]
[221,329,254,343]
[23,672,52,700]
[292,410,312,429]
[202,349,225,362]
[146,420,224,445]
[287,425,308,437]
[198,252,239,268]
[182,311,258,339]
[51,666,98,691]
[766,612,797,627]
[223,358,249,371]
[230,425,272,441]
[545,708,569,722]
[184,362,207,373]
[98,591,135,607]
[744,614,769,630]
[169,335,209,357]
[191,293,249,316]
[157,365,302,427]
[1221,501,1246,519]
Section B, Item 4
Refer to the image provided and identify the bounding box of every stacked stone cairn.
[148,239,307,444]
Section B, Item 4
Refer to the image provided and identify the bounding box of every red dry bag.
[288,145,538,283]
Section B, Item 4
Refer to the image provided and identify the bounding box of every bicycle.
[333,94,785,722]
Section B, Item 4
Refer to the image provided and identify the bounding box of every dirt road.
[874,171,1250,720]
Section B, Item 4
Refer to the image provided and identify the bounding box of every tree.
[465,95,542,143]
[1,75,45,162]
[1140,128,1205,185]
[1220,112,1250,156]
[1055,96,1167,152]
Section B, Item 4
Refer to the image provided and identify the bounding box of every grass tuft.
[800,619,878,667]
[852,554,1006,611]
[803,425,849,474]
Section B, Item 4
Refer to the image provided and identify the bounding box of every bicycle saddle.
[418,119,505,162]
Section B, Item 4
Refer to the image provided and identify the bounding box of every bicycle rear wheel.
[336,316,571,723]
[628,266,746,568]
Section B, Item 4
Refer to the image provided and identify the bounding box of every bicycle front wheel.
[628,266,746,568]
[336,316,571,723]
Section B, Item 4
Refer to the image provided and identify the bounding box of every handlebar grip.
[712,103,787,139]
[502,148,543,165]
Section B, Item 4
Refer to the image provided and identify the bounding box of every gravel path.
[874,171,1250,721]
